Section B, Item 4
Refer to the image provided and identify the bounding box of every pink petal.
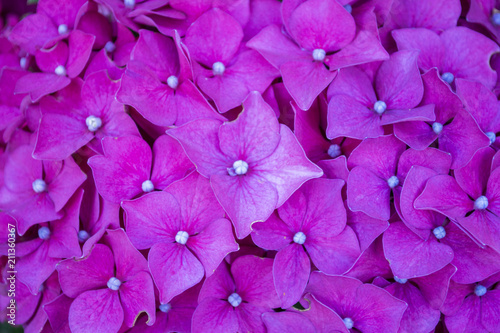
[66,30,95,78]
[191,299,238,333]
[455,147,495,199]
[262,311,316,333]
[251,213,294,251]
[119,271,156,327]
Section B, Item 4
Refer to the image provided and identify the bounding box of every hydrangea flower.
[88,135,193,204]
[117,30,224,126]
[252,178,360,308]
[123,172,238,303]
[248,0,388,110]
[306,273,407,333]
[168,92,323,238]
[184,9,279,113]
[0,144,86,235]
[57,229,156,333]
[34,70,139,160]
[191,255,280,333]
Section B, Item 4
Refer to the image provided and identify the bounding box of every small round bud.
[55,65,67,76]
[20,57,27,69]
[107,277,121,291]
[492,12,500,26]
[373,101,387,115]
[78,230,90,243]
[312,49,326,62]
[344,4,352,14]
[232,160,249,176]
[175,231,189,245]
[212,62,225,76]
[441,72,454,84]
[486,132,496,145]
[141,180,154,193]
[167,75,179,90]
[58,24,68,35]
[159,303,172,313]
[124,0,135,9]
[475,284,487,297]
[474,196,488,210]
[228,293,242,307]
[387,176,399,189]
[293,231,306,245]
[433,226,446,240]
[432,122,443,135]
[104,41,116,53]
[86,115,103,132]
[327,144,341,158]
[343,317,354,330]
[394,276,408,284]
[38,226,51,240]
[32,179,47,193]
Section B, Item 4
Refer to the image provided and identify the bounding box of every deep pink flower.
[252,178,360,308]
[168,92,322,239]
[191,255,280,333]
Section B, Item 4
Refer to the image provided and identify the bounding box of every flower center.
[387,176,399,189]
[327,144,341,158]
[432,122,443,135]
[212,62,225,76]
[55,65,66,76]
[175,231,189,245]
[344,4,352,14]
[124,0,135,9]
[167,75,179,90]
[20,57,27,69]
[293,231,306,245]
[475,284,487,297]
[107,277,121,291]
[58,24,68,35]
[343,317,354,330]
[38,226,51,240]
[78,230,89,243]
[228,293,242,307]
[32,179,47,193]
[492,12,500,26]
[394,276,407,284]
[432,226,446,240]
[441,72,454,84]
[486,132,496,145]
[159,303,172,313]
[312,49,326,62]
[105,41,116,53]
[86,115,102,132]
[373,101,387,115]
[474,196,488,210]
[228,160,249,176]
[141,180,154,193]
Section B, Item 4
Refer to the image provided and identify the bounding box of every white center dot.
[432,122,443,135]
[343,317,354,329]
[105,41,116,53]
[486,132,496,145]
[387,176,399,189]
[293,231,306,245]
[38,226,51,240]
[175,231,189,245]
[229,160,249,176]
[124,0,135,9]
[107,277,121,291]
[78,230,89,243]
[141,180,154,193]
[475,284,487,297]
[441,72,454,84]
[55,65,66,76]
[58,24,68,35]
[327,144,341,158]
[312,49,326,62]
[159,303,171,313]
[394,276,407,284]
[212,62,225,76]
[32,179,47,193]
[433,226,446,239]
[474,196,488,210]
[86,115,102,132]
[167,75,179,90]
[228,293,242,307]
[373,101,387,115]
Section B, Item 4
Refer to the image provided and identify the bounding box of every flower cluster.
[1,0,500,332]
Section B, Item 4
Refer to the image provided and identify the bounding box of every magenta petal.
[445,295,486,333]
[414,175,472,219]
[392,28,444,71]
[187,217,239,277]
[274,243,311,309]
[57,244,114,298]
[119,271,156,327]
[15,72,71,102]
[383,222,453,279]
[262,311,316,333]
[281,60,337,111]
[16,241,59,294]
[47,157,86,212]
[88,136,152,203]
[455,147,495,199]
[412,264,457,310]
[347,166,392,221]
[105,229,149,280]
[218,91,280,162]
[251,213,294,250]
[346,209,389,252]
[397,147,452,181]
[394,120,437,150]
[458,210,500,253]
[346,237,392,282]
[44,294,72,333]
[235,302,269,333]
[149,242,204,303]
[69,289,124,333]
[192,299,238,333]
[66,30,95,78]
[9,13,58,53]
[298,293,350,333]
[481,290,500,333]
[198,261,235,301]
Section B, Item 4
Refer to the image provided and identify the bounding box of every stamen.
[327,144,341,158]
[58,24,68,35]
[159,303,172,313]
[312,49,326,62]
[475,284,487,297]
[373,101,387,115]
[387,176,399,189]
[474,196,488,210]
[104,41,116,53]
[78,230,90,243]
[167,75,179,90]
[486,132,496,145]
[432,122,443,135]
[394,276,407,284]
[228,160,249,176]
[492,12,500,26]
[124,0,135,9]
[212,62,225,76]
[107,277,121,291]
[175,231,189,245]
[441,72,454,84]
[141,180,154,193]
[32,179,47,193]
[86,115,103,132]
[293,231,306,245]
[228,293,242,307]
[343,317,354,330]
[55,65,66,76]
[38,226,51,240]
[432,226,446,240]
